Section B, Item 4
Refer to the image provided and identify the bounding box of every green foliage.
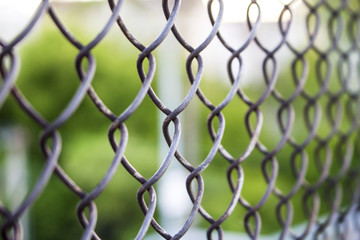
[1,15,359,239]
[1,26,158,239]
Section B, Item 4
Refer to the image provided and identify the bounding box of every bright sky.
[202,0,296,23]
[0,0,42,41]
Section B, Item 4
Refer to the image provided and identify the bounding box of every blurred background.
[1,0,359,239]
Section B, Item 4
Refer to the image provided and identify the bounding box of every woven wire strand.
[0,0,360,239]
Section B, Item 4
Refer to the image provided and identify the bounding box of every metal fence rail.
[1,0,360,239]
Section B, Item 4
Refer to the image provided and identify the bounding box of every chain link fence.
[1,0,360,239]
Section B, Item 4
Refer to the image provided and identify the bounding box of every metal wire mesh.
[1,0,360,239]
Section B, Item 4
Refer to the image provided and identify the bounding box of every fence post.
[1,127,29,240]
[157,36,193,235]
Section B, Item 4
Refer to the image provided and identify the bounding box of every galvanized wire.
[1,0,360,239]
